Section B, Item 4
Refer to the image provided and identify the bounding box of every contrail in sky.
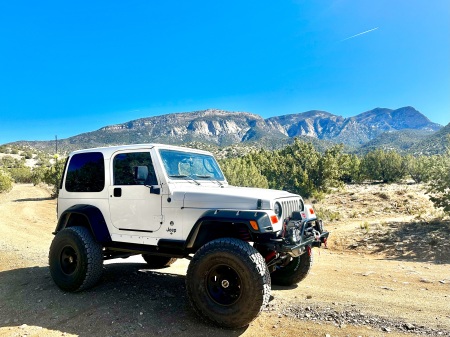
[340,27,379,42]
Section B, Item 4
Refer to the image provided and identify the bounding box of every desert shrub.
[221,139,353,198]
[42,157,66,198]
[31,166,46,186]
[23,151,33,160]
[359,221,370,233]
[339,153,362,183]
[0,156,26,169]
[0,169,13,193]
[315,207,341,222]
[405,155,435,183]
[427,138,450,214]
[361,149,407,183]
[220,156,269,188]
[9,167,33,183]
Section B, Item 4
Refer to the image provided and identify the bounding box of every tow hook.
[313,229,321,241]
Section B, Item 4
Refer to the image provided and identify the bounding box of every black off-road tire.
[271,251,313,286]
[142,254,177,269]
[186,238,271,329]
[49,226,103,292]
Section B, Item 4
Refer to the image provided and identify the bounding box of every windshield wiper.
[168,174,200,185]
[195,175,224,187]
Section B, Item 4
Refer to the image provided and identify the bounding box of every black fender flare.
[54,204,111,244]
[185,209,276,249]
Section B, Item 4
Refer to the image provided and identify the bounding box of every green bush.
[43,158,65,198]
[0,170,13,193]
[9,167,33,183]
[427,137,450,215]
[220,139,350,198]
[23,151,33,160]
[220,156,269,188]
[31,166,46,186]
[361,149,407,183]
[405,155,434,183]
[0,156,26,169]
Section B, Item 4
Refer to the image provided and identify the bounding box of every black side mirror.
[150,185,161,195]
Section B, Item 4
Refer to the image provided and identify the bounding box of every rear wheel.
[141,254,177,269]
[271,251,313,286]
[49,226,103,292]
[186,238,271,328]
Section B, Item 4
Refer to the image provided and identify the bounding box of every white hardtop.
[68,143,214,159]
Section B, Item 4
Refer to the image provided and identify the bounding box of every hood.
[169,183,299,210]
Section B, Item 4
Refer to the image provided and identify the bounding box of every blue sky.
[0,0,449,144]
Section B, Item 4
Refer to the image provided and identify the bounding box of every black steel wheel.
[186,238,271,329]
[206,264,242,306]
[60,245,78,275]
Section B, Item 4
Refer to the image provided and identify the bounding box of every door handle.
[113,188,122,197]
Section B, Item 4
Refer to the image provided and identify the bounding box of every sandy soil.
[0,184,449,337]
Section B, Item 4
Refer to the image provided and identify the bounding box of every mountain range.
[10,106,448,155]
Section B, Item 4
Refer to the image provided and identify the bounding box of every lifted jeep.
[49,143,329,328]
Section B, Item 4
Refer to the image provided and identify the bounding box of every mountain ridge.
[7,106,445,154]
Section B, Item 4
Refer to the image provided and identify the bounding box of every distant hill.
[9,106,443,155]
[356,129,435,154]
[413,122,450,155]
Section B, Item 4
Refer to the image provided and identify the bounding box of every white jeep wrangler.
[49,143,329,328]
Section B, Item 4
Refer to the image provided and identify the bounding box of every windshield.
[159,149,225,181]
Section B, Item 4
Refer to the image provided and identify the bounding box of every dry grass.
[314,182,450,263]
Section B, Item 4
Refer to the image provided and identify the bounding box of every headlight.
[274,202,282,219]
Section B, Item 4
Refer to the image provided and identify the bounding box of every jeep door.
[108,150,162,233]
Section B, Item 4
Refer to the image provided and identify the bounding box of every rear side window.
[65,152,105,192]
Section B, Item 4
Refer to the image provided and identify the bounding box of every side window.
[59,157,69,190]
[65,152,105,192]
[113,152,157,185]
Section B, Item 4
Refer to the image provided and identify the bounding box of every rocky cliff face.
[99,109,269,145]
[266,110,346,139]
[265,107,441,147]
[83,107,444,147]
[12,107,443,153]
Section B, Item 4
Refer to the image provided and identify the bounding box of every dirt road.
[0,184,449,337]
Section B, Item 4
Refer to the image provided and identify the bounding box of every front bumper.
[279,230,329,257]
[269,218,330,257]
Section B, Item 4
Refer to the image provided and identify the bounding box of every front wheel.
[49,226,103,292]
[271,251,313,286]
[186,238,271,329]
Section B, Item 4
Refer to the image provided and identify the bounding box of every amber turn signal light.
[250,220,259,230]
